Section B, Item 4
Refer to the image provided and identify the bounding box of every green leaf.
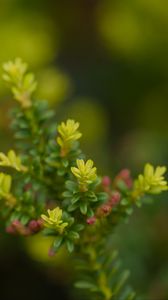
[57,168,65,176]
[66,239,74,253]
[38,110,54,122]
[43,228,56,236]
[68,203,78,212]
[126,207,133,215]
[113,270,130,295]
[75,281,98,291]
[104,250,118,268]
[80,202,88,215]
[19,120,29,129]
[126,291,136,300]
[62,159,69,168]
[73,224,84,232]
[10,211,22,222]
[88,195,98,202]
[86,191,95,198]
[71,195,80,204]
[20,215,30,225]
[121,198,129,206]
[53,236,63,251]
[87,208,94,217]
[86,191,97,202]
[119,287,136,300]
[97,192,108,202]
[65,180,78,192]
[62,191,73,198]
[68,231,80,240]
[89,177,101,188]
[15,130,30,139]
[117,180,128,192]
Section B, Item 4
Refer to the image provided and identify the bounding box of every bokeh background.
[0,1,168,299]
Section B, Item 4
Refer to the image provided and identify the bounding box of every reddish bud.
[86,216,96,225]
[37,218,44,227]
[102,176,111,187]
[12,220,21,227]
[118,169,130,179]
[115,169,133,188]
[12,220,31,236]
[6,225,16,235]
[109,191,121,206]
[124,177,133,188]
[28,220,41,233]
[102,204,111,213]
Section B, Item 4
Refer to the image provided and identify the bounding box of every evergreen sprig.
[1,58,168,299]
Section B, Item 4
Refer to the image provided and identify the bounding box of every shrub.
[1,58,168,300]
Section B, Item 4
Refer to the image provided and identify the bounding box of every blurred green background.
[0,1,168,299]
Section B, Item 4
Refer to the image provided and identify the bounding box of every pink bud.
[12,220,21,227]
[102,176,111,187]
[101,204,112,214]
[12,220,31,236]
[37,218,44,227]
[124,177,133,188]
[109,191,121,206]
[119,169,130,179]
[115,169,133,188]
[28,220,41,233]
[6,225,16,235]
[86,216,96,225]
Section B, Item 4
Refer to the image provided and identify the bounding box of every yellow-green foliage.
[3,58,37,108]
[0,150,27,172]
[41,207,68,234]
[57,119,82,156]
[71,159,97,190]
[0,172,12,198]
[133,163,168,197]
